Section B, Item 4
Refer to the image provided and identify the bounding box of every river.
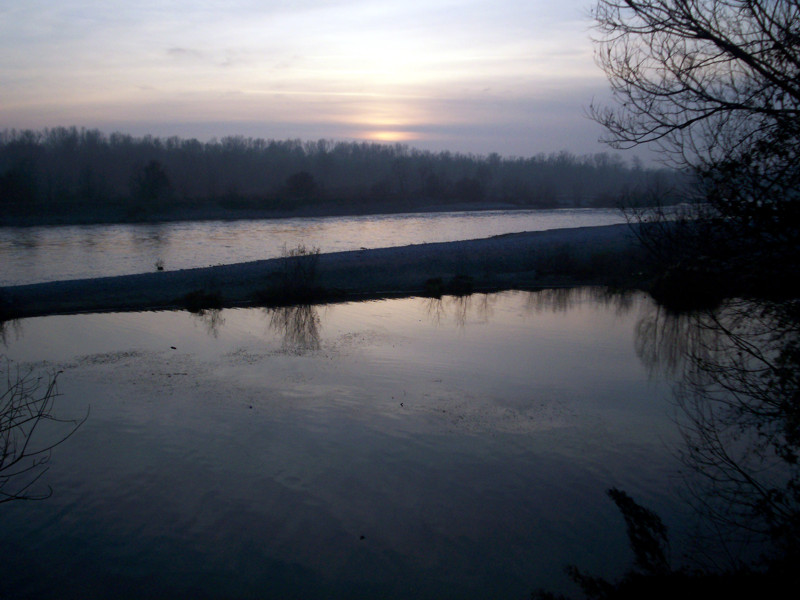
[0,287,698,599]
[0,207,626,286]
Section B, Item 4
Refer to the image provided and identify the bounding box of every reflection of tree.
[534,297,798,598]
[191,308,225,338]
[634,304,698,376]
[635,299,800,568]
[424,288,639,328]
[9,230,40,250]
[523,286,638,315]
[524,287,579,313]
[1,362,86,503]
[266,304,321,354]
[423,296,447,326]
[131,223,170,249]
[0,319,23,347]
[423,293,495,328]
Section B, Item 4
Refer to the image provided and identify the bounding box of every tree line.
[0,127,681,223]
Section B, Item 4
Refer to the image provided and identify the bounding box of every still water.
[0,289,687,599]
[0,208,626,286]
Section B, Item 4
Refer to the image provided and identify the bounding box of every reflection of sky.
[0,0,622,156]
[0,291,682,597]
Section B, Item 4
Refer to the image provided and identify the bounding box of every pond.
[0,288,692,599]
[0,207,626,286]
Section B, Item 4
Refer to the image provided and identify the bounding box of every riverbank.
[0,199,541,228]
[0,223,645,320]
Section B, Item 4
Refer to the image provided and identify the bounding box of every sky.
[0,0,629,158]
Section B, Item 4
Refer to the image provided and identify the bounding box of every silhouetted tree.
[285,171,317,198]
[131,159,172,203]
[0,161,37,204]
[453,177,484,203]
[592,1,800,294]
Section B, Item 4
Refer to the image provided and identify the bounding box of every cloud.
[166,47,204,60]
[0,1,620,157]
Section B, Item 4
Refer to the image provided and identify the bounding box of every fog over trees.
[0,127,680,224]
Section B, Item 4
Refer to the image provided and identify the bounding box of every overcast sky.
[0,0,629,158]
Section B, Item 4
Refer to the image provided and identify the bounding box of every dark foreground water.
[0,289,688,599]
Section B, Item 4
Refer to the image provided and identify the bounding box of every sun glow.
[0,1,612,156]
[364,130,417,143]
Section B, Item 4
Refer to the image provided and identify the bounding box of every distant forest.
[0,127,684,225]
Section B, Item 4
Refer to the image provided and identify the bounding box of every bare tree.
[1,362,86,503]
[592,0,800,289]
[592,1,799,160]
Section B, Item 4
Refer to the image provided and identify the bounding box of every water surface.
[0,289,686,599]
[0,208,625,286]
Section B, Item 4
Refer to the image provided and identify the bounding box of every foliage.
[592,1,799,170]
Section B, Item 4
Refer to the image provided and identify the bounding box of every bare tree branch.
[1,360,87,504]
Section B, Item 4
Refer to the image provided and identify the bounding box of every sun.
[363,130,416,143]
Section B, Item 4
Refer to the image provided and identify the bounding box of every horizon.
[1,124,658,167]
[0,0,657,162]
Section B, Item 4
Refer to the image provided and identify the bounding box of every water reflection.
[431,288,634,328]
[523,286,639,315]
[130,223,170,248]
[262,288,636,354]
[80,228,111,249]
[182,287,640,346]
[422,287,640,329]
[0,319,23,347]
[635,298,800,568]
[266,304,321,354]
[0,286,679,599]
[191,308,225,338]
[634,304,698,375]
[424,293,496,328]
[8,230,40,250]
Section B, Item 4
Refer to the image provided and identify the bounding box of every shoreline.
[0,200,564,229]
[1,223,645,320]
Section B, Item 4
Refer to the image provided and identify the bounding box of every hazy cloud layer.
[0,0,628,157]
